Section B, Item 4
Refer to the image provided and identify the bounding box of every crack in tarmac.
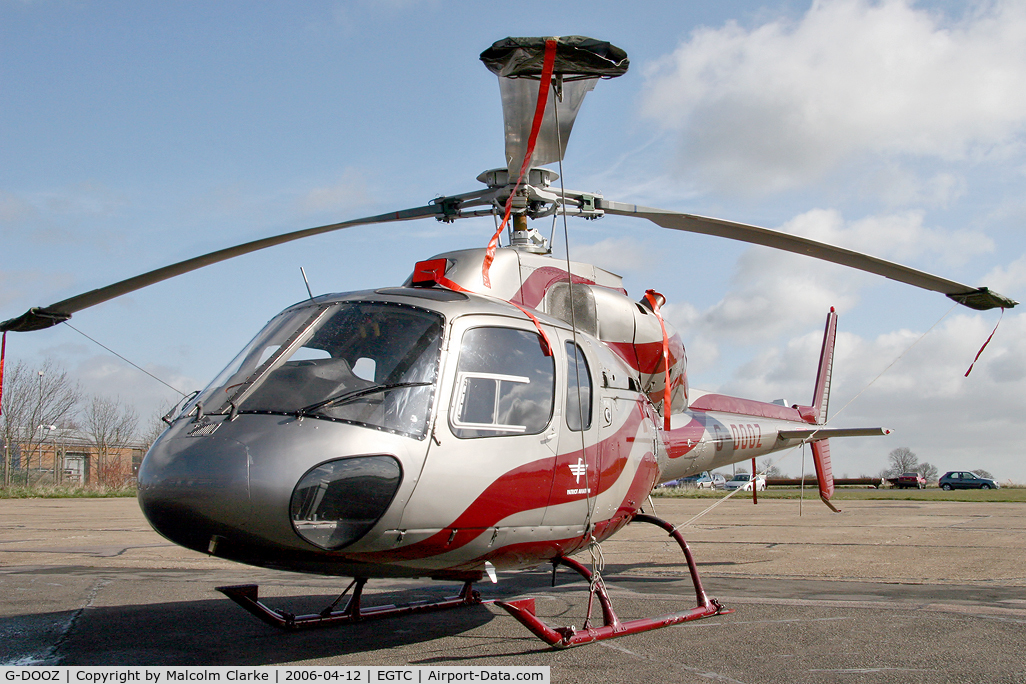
[0,577,109,666]
[599,639,750,683]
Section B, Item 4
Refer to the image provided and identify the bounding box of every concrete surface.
[1,496,1024,683]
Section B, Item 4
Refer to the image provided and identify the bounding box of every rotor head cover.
[480,36,629,81]
[481,36,629,176]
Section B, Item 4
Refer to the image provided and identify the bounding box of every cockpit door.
[396,316,560,557]
[543,336,601,533]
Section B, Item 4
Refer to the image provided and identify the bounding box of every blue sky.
[4,0,1026,482]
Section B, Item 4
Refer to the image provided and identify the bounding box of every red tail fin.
[812,308,838,424]
[812,309,840,511]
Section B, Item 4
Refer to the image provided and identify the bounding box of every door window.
[565,342,592,431]
[451,327,555,438]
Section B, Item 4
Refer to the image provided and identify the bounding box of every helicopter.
[0,36,1017,648]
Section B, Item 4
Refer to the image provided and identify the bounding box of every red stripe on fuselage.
[607,335,684,376]
[512,267,596,308]
[664,414,707,458]
[423,436,660,573]
[354,402,648,564]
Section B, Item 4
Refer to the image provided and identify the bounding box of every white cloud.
[712,309,1026,481]
[0,270,77,311]
[781,208,993,266]
[0,190,37,232]
[857,166,966,208]
[641,0,1026,192]
[39,181,127,219]
[563,237,654,274]
[297,168,372,215]
[983,253,1026,296]
[73,354,200,427]
[0,183,128,242]
[650,198,1026,481]
[659,207,989,348]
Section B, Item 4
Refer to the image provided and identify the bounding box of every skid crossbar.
[495,513,730,648]
[216,579,481,631]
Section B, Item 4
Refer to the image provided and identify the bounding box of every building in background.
[1,426,146,487]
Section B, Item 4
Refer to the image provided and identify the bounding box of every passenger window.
[565,342,592,431]
[451,327,555,438]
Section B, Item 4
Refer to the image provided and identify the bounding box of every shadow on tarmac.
[18,593,498,665]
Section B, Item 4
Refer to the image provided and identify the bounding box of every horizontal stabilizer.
[778,427,891,441]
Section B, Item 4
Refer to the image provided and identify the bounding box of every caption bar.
[1,668,549,684]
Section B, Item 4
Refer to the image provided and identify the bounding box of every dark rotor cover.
[480,36,629,80]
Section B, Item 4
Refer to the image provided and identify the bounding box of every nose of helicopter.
[137,416,411,567]
[137,430,253,556]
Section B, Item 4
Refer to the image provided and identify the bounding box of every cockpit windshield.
[187,300,444,439]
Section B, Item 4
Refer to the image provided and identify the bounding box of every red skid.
[496,513,730,648]
[217,579,480,631]
[497,596,724,648]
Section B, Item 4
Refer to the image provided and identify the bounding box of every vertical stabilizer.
[812,308,838,424]
[812,309,840,511]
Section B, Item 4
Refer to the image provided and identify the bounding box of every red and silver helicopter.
[1,37,1016,648]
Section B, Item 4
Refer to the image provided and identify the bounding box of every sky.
[3,0,1025,483]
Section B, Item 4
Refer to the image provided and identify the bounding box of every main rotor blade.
[600,200,1017,311]
[1,203,445,332]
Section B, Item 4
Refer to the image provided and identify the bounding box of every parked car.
[938,471,1000,490]
[677,474,705,488]
[692,472,727,489]
[886,472,927,489]
[672,471,715,489]
[724,473,766,491]
[658,472,729,490]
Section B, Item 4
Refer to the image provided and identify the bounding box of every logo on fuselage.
[569,457,588,483]
[567,457,592,495]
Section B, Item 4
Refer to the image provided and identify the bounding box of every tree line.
[752,446,994,483]
[0,358,162,488]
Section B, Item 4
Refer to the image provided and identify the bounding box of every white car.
[724,473,766,491]
[690,472,728,489]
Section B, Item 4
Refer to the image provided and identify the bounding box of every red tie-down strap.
[965,308,1003,377]
[481,38,558,289]
[644,290,672,431]
[413,259,552,356]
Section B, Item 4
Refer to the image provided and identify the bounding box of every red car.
[888,472,927,489]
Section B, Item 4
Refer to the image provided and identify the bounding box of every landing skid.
[216,579,481,631]
[216,514,727,644]
[495,513,731,648]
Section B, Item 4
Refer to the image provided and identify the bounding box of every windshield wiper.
[297,382,433,417]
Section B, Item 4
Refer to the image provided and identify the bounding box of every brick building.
[1,426,147,486]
